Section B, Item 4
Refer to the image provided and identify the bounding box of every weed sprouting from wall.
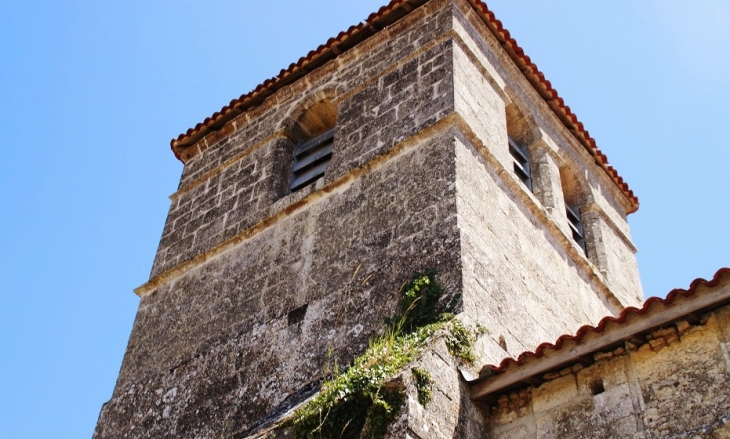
[398,269,445,333]
[289,271,475,439]
[444,317,476,363]
[411,367,433,407]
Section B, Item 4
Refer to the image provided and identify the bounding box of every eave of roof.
[469,267,730,402]
[170,0,639,214]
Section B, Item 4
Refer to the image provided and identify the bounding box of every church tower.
[94,0,642,437]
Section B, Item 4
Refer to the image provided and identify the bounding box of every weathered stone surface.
[451,0,642,307]
[395,338,489,439]
[329,38,455,182]
[95,131,463,438]
[636,314,730,437]
[454,131,616,364]
[95,0,646,437]
[490,303,730,439]
[152,136,295,277]
[150,0,456,278]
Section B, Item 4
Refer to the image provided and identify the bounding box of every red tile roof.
[487,266,730,373]
[170,0,639,214]
[469,267,730,401]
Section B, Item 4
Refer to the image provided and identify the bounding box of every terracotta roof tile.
[170,0,639,213]
[486,267,730,375]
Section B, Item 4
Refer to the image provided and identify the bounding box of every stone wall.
[95,129,464,438]
[151,136,295,277]
[450,0,642,308]
[95,0,647,437]
[454,132,615,362]
[370,337,491,439]
[446,0,637,365]
[96,2,465,434]
[490,304,730,438]
[149,0,456,278]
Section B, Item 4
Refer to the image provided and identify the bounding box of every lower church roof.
[469,267,730,401]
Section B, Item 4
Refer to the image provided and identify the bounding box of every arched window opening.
[560,165,587,252]
[290,100,337,193]
[506,103,535,192]
[509,138,531,190]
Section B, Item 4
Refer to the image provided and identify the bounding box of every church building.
[93,1,730,437]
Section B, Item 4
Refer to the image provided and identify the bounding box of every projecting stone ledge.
[246,335,490,439]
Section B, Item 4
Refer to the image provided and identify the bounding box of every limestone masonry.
[93,0,728,438]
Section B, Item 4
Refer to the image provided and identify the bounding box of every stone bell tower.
[94,0,642,437]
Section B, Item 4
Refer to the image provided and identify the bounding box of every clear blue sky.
[0,1,727,438]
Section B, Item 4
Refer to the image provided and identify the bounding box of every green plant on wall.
[289,270,475,439]
[398,269,444,332]
[444,318,476,363]
[411,367,433,407]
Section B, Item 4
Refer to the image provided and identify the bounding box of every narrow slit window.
[509,137,532,191]
[566,204,586,252]
[290,128,334,193]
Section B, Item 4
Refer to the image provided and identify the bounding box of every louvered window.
[566,204,586,252]
[509,137,532,191]
[290,129,334,193]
